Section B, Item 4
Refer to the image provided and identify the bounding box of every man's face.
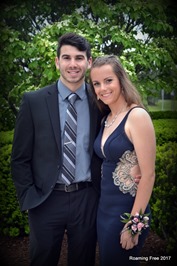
[55,45,92,90]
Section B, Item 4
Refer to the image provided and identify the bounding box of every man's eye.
[76,57,84,60]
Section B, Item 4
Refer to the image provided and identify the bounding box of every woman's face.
[90,64,122,106]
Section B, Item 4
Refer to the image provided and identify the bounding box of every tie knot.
[68,93,77,105]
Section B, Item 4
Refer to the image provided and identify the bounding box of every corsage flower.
[120,210,149,236]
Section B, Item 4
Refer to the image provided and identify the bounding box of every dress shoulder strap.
[127,106,144,116]
[121,106,144,126]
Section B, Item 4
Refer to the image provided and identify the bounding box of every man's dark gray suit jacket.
[11,82,102,211]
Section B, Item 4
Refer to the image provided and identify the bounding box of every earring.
[97,96,100,100]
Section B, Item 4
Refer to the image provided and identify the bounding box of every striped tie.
[61,93,78,185]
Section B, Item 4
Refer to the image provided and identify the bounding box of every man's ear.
[87,57,92,70]
[55,57,60,70]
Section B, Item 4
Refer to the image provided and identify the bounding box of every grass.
[147,99,177,112]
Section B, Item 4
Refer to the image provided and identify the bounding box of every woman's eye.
[93,82,99,87]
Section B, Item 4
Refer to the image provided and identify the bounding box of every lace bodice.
[112,150,139,197]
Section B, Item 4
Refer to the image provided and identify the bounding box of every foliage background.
[0,0,177,255]
[1,0,177,130]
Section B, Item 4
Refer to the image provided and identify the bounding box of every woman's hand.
[120,224,139,250]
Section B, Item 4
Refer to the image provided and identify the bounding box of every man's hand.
[134,174,141,184]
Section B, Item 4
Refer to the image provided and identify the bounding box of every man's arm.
[11,93,34,210]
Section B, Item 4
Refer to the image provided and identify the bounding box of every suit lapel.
[45,83,61,152]
[86,84,99,155]
[45,82,100,155]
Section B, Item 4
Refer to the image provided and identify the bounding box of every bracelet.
[120,211,149,236]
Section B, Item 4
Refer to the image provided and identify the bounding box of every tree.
[0,0,176,130]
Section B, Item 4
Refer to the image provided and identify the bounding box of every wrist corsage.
[120,210,149,236]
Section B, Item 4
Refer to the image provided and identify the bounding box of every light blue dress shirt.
[57,79,91,183]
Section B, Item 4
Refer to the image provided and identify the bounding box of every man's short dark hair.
[57,32,91,59]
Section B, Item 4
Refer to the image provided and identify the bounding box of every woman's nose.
[100,83,106,91]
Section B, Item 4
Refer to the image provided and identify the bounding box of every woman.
[89,55,156,265]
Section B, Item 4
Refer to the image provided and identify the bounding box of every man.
[11,32,103,266]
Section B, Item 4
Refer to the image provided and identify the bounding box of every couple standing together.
[11,32,156,266]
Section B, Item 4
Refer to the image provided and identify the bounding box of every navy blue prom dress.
[94,107,150,266]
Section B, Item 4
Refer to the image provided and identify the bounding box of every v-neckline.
[100,107,138,158]
[101,114,125,158]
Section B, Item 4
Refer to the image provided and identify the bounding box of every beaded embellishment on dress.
[112,150,139,197]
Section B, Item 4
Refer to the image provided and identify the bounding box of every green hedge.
[153,119,177,145]
[150,142,177,254]
[0,118,177,254]
[149,111,177,120]
[0,131,29,236]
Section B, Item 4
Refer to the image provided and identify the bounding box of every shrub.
[0,131,29,236]
[153,119,177,145]
[150,142,177,254]
[149,111,177,120]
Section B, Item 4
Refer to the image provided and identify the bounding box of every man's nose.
[69,59,77,66]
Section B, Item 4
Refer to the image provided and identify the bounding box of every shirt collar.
[57,79,86,101]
